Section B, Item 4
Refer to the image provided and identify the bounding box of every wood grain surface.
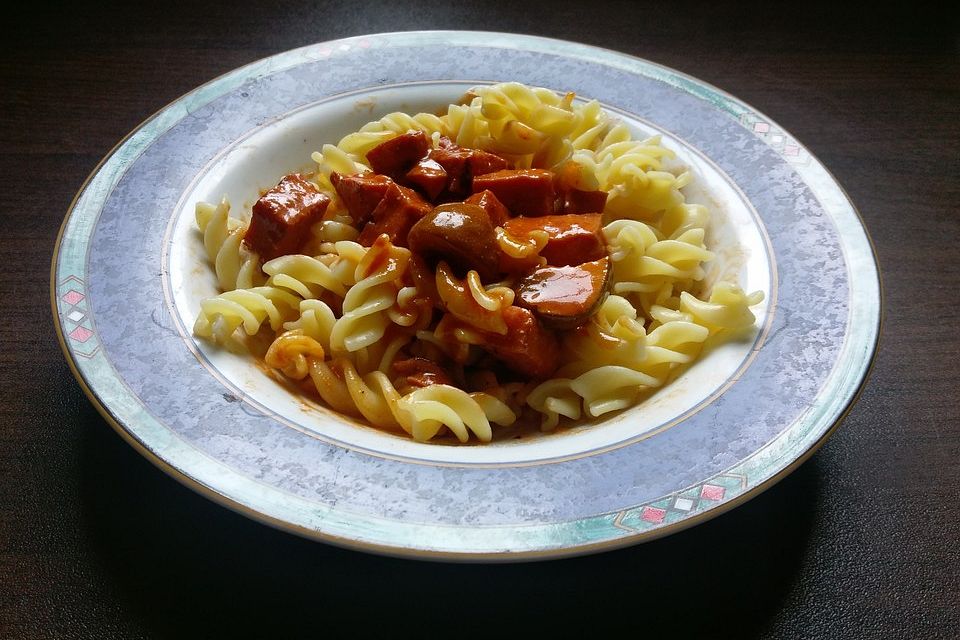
[2,2,958,638]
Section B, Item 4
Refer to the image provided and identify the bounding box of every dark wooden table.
[3,2,958,638]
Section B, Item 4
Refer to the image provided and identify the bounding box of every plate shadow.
[79,415,820,638]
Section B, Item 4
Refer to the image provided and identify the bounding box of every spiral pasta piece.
[302,355,517,442]
[355,111,447,139]
[193,286,301,342]
[308,358,359,416]
[387,286,433,331]
[263,255,348,299]
[195,199,263,291]
[633,320,711,384]
[570,366,661,417]
[660,203,710,239]
[315,216,360,244]
[526,378,582,431]
[604,219,714,303]
[329,236,410,354]
[265,330,326,379]
[680,282,765,331]
[435,263,515,335]
[561,295,648,376]
[471,393,518,428]
[398,385,516,443]
[282,299,337,351]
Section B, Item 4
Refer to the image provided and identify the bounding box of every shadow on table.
[79,411,820,639]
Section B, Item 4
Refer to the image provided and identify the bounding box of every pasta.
[195,199,263,291]
[328,236,411,354]
[191,82,764,442]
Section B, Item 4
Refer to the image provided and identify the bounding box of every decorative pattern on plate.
[56,275,99,359]
[739,112,810,165]
[614,473,745,531]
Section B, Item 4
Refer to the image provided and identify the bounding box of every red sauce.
[516,257,610,329]
[502,213,605,266]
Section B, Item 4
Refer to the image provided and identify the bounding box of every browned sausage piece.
[244,174,330,260]
[471,169,556,216]
[404,158,448,201]
[502,213,605,266]
[365,131,430,178]
[481,306,560,378]
[407,202,500,281]
[392,357,454,388]
[330,172,393,226]
[356,182,432,247]
[561,188,608,214]
[427,137,509,194]
[465,189,511,227]
[516,257,610,329]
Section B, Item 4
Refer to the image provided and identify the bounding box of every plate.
[52,31,880,560]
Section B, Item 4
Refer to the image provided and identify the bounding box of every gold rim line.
[50,31,883,561]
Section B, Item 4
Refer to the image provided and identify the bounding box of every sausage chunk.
[434,305,560,378]
[404,158,448,201]
[407,203,499,282]
[330,172,392,226]
[365,131,430,179]
[465,189,511,227]
[516,257,610,329]
[502,213,605,266]
[245,174,330,260]
[561,188,608,214]
[471,169,555,216]
[356,182,432,247]
[482,306,560,378]
[427,137,509,194]
[392,357,453,388]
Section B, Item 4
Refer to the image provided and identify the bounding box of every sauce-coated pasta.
[192,83,764,443]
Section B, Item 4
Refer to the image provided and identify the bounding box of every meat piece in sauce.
[471,169,556,216]
[428,137,508,194]
[365,131,431,179]
[561,188,607,214]
[465,189,511,227]
[479,306,560,378]
[404,158,448,201]
[356,182,432,247]
[552,160,607,214]
[407,202,500,282]
[392,357,453,388]
[244,174,330,260]
[502,213,606,267]
[516,257,611,329]
[330,172,392,226]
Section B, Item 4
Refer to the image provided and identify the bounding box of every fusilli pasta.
[191,82,765,442]
[195,199,263,291]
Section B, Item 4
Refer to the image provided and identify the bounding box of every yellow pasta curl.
[265,330,325,380]
[329,236,411,354]
[195,199,263,291]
